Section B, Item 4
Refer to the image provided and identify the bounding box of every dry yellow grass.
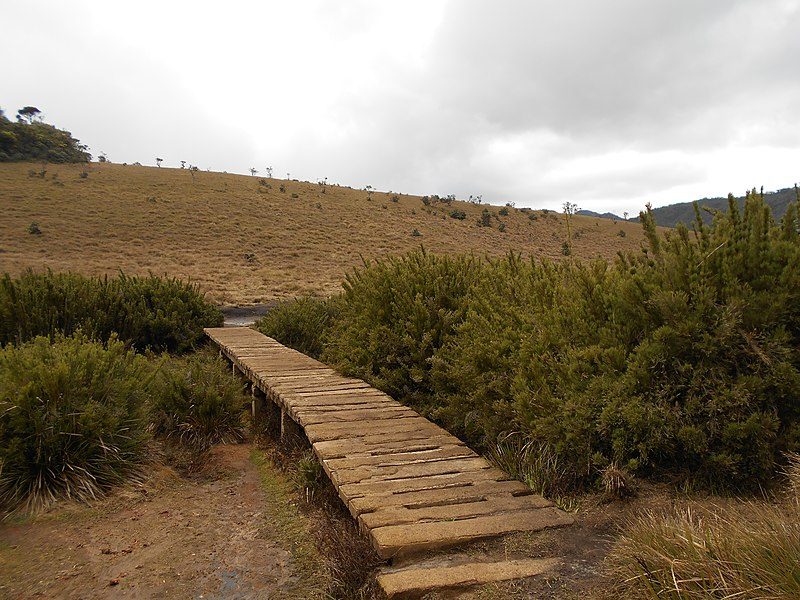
[0,162,651,305]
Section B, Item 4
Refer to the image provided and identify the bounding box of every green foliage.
[0,335,150,512]
[449,209,466,220]
[293,449,325,501]
[27,222,41,235]
[0,110,90,163]
[0,271,223,353]
[498,206,509,216]
[307,190,800,490]
[255,296,340,360]
[435,190,800,488]
[479,208,492,227]
[149,349,245,449]
[322,251,479,414]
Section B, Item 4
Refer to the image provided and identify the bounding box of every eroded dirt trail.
[0,444,312,599]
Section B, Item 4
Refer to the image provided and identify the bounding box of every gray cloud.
[3,0,799,213]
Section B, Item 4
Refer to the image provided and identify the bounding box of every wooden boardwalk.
[205,327,573,596]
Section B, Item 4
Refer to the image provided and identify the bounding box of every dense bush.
[438,192,800,488]
[322,251,479,413]
[255,297,340,359]
[268,190,800,490]
[0,109,90,163]
[149,349,245,448]
[0,335,150,512]
[0,271,223,353]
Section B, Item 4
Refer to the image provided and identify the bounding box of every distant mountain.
[635,186,799,228]
[578,209,624,221]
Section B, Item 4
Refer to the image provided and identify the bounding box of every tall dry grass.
[0,162,650,304]
[608,454,800,599]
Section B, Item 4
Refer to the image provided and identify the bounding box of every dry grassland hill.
[0,162,654,305]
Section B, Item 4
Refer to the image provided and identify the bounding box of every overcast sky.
[4,0,799,213]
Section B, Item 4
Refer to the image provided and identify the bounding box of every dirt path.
[0,444,321,599]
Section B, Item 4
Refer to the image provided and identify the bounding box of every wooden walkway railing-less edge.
[205,327,573,598]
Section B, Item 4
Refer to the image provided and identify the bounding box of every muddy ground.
[0,444,325,599]
[0,441,680,600]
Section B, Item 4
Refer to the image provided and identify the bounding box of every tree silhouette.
[562,201,580,252]
[156,158,163,168]
[250,167,258,176]
[17,106,41,124]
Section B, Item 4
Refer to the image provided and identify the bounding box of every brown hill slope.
[0,163,650,304]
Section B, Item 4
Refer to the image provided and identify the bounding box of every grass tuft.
[0,335,150,514]
[148,348,246,450]
[609,498,800,599]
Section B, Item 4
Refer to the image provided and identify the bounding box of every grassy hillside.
[0,162,651,304]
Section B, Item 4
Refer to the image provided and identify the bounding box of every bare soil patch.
[0,444,323,599]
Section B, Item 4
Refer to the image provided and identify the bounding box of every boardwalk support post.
[281,407,305,449]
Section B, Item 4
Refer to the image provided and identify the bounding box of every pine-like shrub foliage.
[149,349,245,449]
[254,297,340,359]
[0,271,223,353]
[298,190,800,489]
[322,251,480,414]
[434,190,800,488]
[0,335,150,512]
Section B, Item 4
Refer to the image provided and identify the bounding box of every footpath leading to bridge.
[205,327,573,598]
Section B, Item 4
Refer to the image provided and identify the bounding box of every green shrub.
[449,209,466,220]
[434,191,800,489]
[0,271,222,353]
[308,189,800,490]
[479,209,492,227]
[0,335,150,512]
[255,296,340,359]
[498,206,509,216]
[149,349,245,448]
[322,251,479,413]
[0,112,90,163]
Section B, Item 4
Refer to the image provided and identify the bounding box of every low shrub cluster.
[0,271,223,353]
[322,251,479,413]
[267,190,800,491]
[149,349,245,449]
[255,297,340,359]
[0,109,91,163]
[0,335,151,512]
[0,336,248,513]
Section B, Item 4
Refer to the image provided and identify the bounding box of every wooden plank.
[370,507,574,558]
[347,479,533,517]
[378,558,559,599]
[360,494,554,530]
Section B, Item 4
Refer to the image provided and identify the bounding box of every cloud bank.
[3,0,799,213]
